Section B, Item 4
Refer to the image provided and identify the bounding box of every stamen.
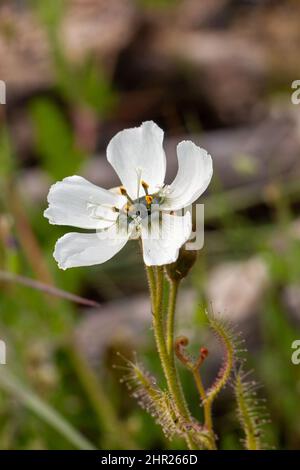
[141,180,149,195]
[145,195,153,205]
[119,186,134,204]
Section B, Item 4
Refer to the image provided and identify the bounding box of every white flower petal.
[161,141,213,211]
[44,176,126,229]
[54,223,130,270]
[107,121,166,200]
[141,211,192,266]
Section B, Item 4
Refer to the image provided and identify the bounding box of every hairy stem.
[166,280,178,358]
[145,264,157,309]
[165,278,191,431]
[153,267,188,418]
[145,265,197,450]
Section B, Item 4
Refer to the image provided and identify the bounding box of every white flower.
[44,121,213,269]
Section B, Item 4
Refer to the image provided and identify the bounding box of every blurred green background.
[0,0,300,450]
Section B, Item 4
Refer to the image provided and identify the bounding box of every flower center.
[126,195,160,221]
[118,182,163,224]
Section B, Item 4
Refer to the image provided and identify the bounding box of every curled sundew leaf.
[119,356,181,440]
[205,312,245,405]
[233,367,270,450]
[118,356,212,447]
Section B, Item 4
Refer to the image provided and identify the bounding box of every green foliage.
[31,0,65,33]
[32,0,116,114]
[55,57,116,114]
[30,98,84,180]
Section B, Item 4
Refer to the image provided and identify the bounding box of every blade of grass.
[0,368,96,450]
[68,345,138,449]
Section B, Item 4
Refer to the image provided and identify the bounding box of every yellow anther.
[124,203,131,212]
[141,180,149,192]
[119,186,127,196]
[145,195,153,205]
